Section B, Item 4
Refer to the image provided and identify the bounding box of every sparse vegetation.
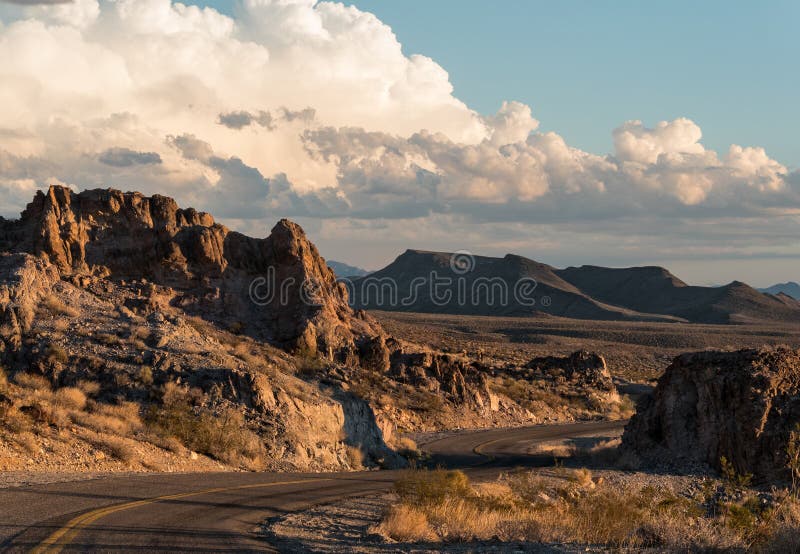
[373,468,800,550]
[42,295,79,318]
[344,444,364,469]
[144,382,266,470]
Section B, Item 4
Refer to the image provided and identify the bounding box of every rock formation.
[0,186,623,472]
[523,350,615,392]
[1,186,381,354]
[0,253,60,357]
[622,348,800,482]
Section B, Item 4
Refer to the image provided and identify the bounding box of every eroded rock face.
[2,186,381,354]
[0,253,60,357]
[524,350,615,391]
[622,348,800,482]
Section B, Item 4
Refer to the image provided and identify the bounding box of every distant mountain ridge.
[327,260,371,278]
[349,250,800,324]
[759,282,800,300]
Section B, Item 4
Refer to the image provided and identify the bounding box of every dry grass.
[392,436,422,459]
[375,468,800,550]
[13,373,52,392]
[344,444,364,469]
[70,402,142,435]
[371,504,436,542]
[42,295,79,318]
[87,435,138,464]
[145,384,266,470]
[54,387,87,410]
[45,344,69,364]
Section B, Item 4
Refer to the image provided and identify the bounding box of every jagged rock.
[1,186,382,355]
[621,348,800,482]
[0,253,60,357]
[524,350,614,391]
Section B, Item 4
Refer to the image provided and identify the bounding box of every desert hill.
[0,186,625,473]
[350,250,800,324]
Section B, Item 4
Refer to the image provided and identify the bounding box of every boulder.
[621,348,800,482]
[524,350,614,391]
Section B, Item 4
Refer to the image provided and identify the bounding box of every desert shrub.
[95,333,121,346]
[42,295,79,318]
[394,468,472,506]
[45,344,69,364]
[138,366,153,386]
[0,366,8,394]
[720,456,753,489]
[88,435,138,464]
[54,387,87,410]
[377,468,800,549]
[14,373,52,392]
[344,444,364,469]
[145,386,265,469]
[393,436,421,460]
[14,432,40,455]
[20,399,70,429]
[71,401,142,435]
[76,380,101,397]
[52,319,69,333]
[370,504,437,542]
[1,405,32,433]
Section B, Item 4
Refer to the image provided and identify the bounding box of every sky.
[0,0,797,286]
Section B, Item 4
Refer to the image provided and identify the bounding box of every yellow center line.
[31,478,333,554]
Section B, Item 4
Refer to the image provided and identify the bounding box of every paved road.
[0,420,625,553]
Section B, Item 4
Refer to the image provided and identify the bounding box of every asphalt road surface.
[0,419,625,553]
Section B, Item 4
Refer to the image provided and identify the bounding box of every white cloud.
[0,0,797,276]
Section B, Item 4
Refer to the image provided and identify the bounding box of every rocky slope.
[1,185,382,355]
[621,347,800,482]
[0,186,624,472]
[349,250,800,324]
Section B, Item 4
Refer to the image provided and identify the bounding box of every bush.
[344,444,364,469]
[54,387,87,410]
[45,344,69,364]
[394,469,472,506]
[42,295,79,318]
[145,385,266,469]
[371,504,436,542]
[14,373,52,392]
[393,436,421,460]
[88,435,138,464]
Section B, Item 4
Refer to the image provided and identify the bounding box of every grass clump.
[42,295,79,318]
[145,382,266,470]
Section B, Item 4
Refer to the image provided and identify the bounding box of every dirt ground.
[373,311,800,381]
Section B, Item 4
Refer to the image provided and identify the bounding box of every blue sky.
[1,0,797,285]
[200,0,798,168]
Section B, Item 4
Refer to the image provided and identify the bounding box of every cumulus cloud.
[0,0,796,275]
[1,0,71,4]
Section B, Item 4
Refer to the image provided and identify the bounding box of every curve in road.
[0,419,626,553]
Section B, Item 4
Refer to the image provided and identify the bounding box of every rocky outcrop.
[2,186,381,355]
[523,350,615,392]
[622,348,800,482]
[0,253,60,357]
